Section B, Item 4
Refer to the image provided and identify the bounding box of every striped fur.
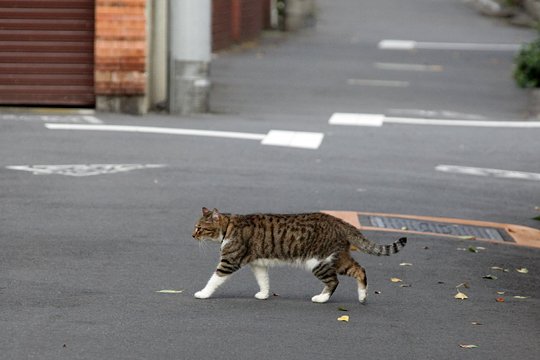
[192,207,406,303]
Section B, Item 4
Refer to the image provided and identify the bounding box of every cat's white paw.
[358,288,367,304]
[311,294,330,303]
[194,290,211,299]
[255,291,270,300]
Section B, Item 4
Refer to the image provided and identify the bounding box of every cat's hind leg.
[337,253,368,303]
[311,261,339,303]
[250,264,270,300]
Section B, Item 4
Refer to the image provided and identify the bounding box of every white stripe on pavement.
[328,113,540,128]
[378,39,522,52]
[347,79,410,87]
[436,165,540,181]
[45,123,324,150]
[374,63,443,72]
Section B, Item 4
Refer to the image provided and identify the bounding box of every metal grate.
[365,216,510,241]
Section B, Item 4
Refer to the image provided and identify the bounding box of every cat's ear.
[202,207,210,215]
[211,208,221,221]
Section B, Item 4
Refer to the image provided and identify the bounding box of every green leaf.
[337,306,348,312]
[468,246,478,253]
[156,289,184,294]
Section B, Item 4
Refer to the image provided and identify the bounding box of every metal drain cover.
[364,215,510,241]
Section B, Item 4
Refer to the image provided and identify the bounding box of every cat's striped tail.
[348,230,407,256]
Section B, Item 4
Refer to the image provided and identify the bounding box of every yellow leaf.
[156,289,184,294]
[337,315,349,322]
[390,277,402,283]
[455,291,468,300]
[516,267,529,274]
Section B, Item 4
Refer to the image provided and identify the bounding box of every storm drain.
[362,215,511,242]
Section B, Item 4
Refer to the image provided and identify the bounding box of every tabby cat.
[192,207,406,303]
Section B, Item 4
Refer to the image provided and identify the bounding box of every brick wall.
[95,0,147,95]
[212,0,268,51]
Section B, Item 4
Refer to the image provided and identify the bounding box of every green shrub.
[514,39,540,88]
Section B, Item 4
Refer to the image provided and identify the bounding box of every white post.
[169,0,212,114]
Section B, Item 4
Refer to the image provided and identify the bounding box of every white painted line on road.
[436,165,540,181]
[378,39,522,52]
[1,114,103,124]
[387,109,486,120]
[6,164,167,177]
[374,62,443,72]
[261,130,324,149]
[328,113,540,128]
[347,79,409,87]
[329,113,384,127]
[45,123,325,150]
[46,123,266,140]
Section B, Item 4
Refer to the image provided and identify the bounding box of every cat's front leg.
[194,273,229,299]
[194,259,241,299]
[250,264,270,300]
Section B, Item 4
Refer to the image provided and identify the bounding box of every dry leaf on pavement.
[516,267,529,274]
[337,315,349,322]
[459,344,478,349]
[455,291,468,300]
[390,277,402,283]
[156,289,184,294]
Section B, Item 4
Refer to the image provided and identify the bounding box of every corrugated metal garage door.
[0,0,95,106]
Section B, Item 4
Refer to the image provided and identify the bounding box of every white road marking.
[387,109,486,120]
[45,123,324,150]
[378,39,522,52]
[0,114,103,124]
[328,113,540,128]
[6,164,166,177]
[374,62,443,72]
[261,130,324,149]
[347,79,410,87]
[436,165,540,181]
[329,113,384,127]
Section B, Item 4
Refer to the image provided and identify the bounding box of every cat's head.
[192,207,224,242]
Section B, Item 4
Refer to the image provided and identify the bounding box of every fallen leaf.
[456,282,470,289]
[399,262,413,266]
[491,266,509,272]
[399,284,412,288]
[482,274,497,280]
[471,321,483,326]
[497,291,506,295]
[476,247,486,250]
[516,267,529,274]
[374,291,381,295]
[390,277,402,283]
[337,306,348,312]
[455,291,468,300]
[156,289,184,294]
[496,297,505,302]
[337,315,349,322]
[468,246,478,253]
[513,296,530,299]
[459,344,478,349]
[459,235,476,240]
[457,248,467,251]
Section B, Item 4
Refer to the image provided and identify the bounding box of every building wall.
[212,0,268,51]
[94,0,147,99]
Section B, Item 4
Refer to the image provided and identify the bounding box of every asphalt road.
[1,0,540,359]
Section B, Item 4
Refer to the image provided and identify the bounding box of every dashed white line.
[436,165,540,181]
[378,39,522,52]
[347,79,410,87]
[328,113,540,128]
[374,62,443,72]
[45,123,324,150]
